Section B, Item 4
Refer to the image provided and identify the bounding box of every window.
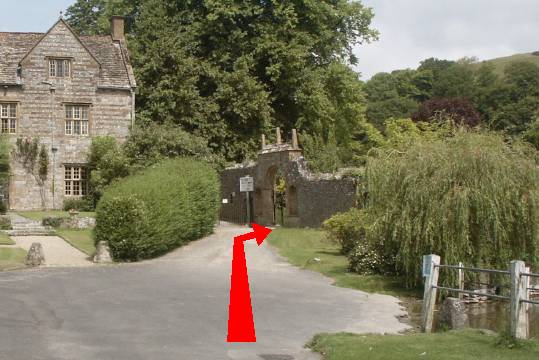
[49,59,71,78]
[64,166,88,196]
[65,105,89,135]
[0,103,17,134]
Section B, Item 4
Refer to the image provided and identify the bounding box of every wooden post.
[458,261,464,300]
[510,260,528,339]
[421,254,441,333]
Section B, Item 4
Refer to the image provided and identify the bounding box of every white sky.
[355,0,539,79]
[1,0,537,80]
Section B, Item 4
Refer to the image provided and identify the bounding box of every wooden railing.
[421,254,539,339]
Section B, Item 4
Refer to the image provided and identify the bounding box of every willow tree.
[360,130,538,287]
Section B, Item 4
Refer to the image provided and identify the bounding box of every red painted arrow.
[227,223,272,342]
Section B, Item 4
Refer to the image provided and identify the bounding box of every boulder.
[25,242,45,266]
[439,297,469,330]
[93,241,113,263]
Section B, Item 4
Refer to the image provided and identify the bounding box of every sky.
[356,0,539,79]
[1,0,537,80]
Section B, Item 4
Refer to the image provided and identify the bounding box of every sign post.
[239,176,254,224]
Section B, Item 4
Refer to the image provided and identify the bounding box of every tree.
[412,97,482,127]
[65,0,141,35]
[66,0,379,162]
[65,0,105,35]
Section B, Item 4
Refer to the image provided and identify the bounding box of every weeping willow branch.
[361,130,538,288]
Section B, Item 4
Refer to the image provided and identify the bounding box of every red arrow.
[227,223,272,342]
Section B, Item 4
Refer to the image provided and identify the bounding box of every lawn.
[267,228,421,298]
[56,229,95,256]
[0,232,14,245]
[17,211,95,222]
[308,330,539,360]
[0,247,27,271]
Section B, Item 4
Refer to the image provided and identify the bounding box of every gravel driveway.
[0,222,408,360]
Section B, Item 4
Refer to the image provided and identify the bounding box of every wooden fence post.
[421,254,440,333]
[510,260,528,340]
[458,262,464,300]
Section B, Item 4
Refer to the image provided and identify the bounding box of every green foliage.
[65,0,105,35]
[62,198,94,212]
[323,208,365,254]
[42,217,63,228]
[13,138,49,208]
[95,158,220,261]
[301,132,343,173]
[341,130,538,288]
[66,0,378,162]
[123,123,224,169]
[87,136,130,205]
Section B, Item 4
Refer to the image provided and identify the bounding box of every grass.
[17,211,95,222]
[308,330,539,360]
[0,247,27,271]
[56,228,95,256]
[0,232,14,245]
[267,228,421,298]
[472,52,539,77]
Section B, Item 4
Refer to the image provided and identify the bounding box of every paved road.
[0,223,409,360]
[10,236,91,267]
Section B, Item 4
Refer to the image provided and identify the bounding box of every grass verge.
[0,232,14,245]
[308,330,539,360]
[17,211,96,222]
[0,247,27,271]
[56,229,95,256]
[267,227,420,298]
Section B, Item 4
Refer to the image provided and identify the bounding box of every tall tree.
[65,0,105,35]
[65,0,379,162]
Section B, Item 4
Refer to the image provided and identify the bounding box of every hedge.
[95,158,220,261]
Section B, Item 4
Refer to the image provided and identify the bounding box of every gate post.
[510,260,528,340]
[421,254,440,333]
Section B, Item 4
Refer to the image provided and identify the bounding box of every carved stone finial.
[261,134,266,149]
[292,129,299,149]
[276,127,282,145]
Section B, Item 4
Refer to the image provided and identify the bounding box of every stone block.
[439,297,469,330]
[25,242,45,266]
[93,241,113,263]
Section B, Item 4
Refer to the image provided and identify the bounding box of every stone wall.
[1,21,133,210]
[220,153,358,228]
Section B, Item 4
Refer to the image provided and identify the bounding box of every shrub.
[323,208,365,254]
[0,215,11,230]
[42,217,63,228]
[348,242,394,275]
[351,130,539,287]
[62,197,94,212]
[95,158,220,261]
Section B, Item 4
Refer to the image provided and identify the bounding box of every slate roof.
[0,26,136,89]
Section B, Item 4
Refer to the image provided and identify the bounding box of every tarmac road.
[0,222,409,360]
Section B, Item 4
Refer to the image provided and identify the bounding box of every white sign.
[239,176,254,192]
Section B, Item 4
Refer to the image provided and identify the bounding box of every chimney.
[111,16,125,41]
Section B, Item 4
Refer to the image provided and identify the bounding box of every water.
[405,299,539,338]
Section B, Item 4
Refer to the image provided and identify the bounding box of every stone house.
[0,17,136,210]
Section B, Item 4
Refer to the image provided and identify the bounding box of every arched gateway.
[219,129,357,228]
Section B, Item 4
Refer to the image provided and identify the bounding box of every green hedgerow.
[95,158,220,261]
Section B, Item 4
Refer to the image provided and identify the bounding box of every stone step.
[6,229,55,236]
